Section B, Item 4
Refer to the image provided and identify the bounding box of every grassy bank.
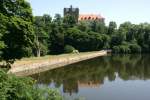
[12,51,102,67]
[8,51,107,76]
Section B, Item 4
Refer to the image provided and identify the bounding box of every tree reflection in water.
[31,54,150,95]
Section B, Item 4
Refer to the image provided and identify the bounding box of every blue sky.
[28,0,150,26]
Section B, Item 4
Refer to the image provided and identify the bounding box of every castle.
[64,5,105,22]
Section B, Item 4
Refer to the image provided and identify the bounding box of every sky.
[28,0,150,26]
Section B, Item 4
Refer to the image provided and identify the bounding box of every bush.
[129,44,141,53]
[0,69,62,100]
[39,43,48,56]
[119,45,130,53]
[22,47,33,57]
[64,45,75,53]
[112,44,130,54]
[112,46,120,53]
[32,42,48,57]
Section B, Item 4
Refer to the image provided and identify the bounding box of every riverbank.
[8,50,107,76]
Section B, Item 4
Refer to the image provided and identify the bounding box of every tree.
[33,14,51,57]
[77,21,89,32]
[0,0,35,66]
[64,27,109,52]
[63,14,76,28]
[0,13,8,60]
[0,0,33,22]
[129,43,141,53]
[53,14,63,25]
[107,21,117,35]
[49,23,64,54]
[90,20,106,34]
[119,22,135,42]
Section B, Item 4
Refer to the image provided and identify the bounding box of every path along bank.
[8,50,107,76]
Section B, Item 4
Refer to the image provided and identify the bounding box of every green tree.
[54,14,63,25]
[90,20,106,34]
[63,14,76,28]
[0,0,35,66]
[49,23,64,54]
[77,21,89,32]
[107,21,117,35]
[34,14,51,57]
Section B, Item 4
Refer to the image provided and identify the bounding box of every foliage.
[0,0,35,64]
[129,43,141,53]
[1,0,150,66]
[49,22,64,54]
[63,14,77,28]
[0,69,62,100]
[22,47,33,57]
[77,21,90,32]
[33,14,51,56]
[64,28,109,52]
[107,21,117,35]
[90,20,106,34]
[64,45,75,53]
[2,16,34,62]
[109,22,150,53]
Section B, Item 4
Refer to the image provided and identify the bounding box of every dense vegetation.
[0,69,62,100]
[33,14,150,56]
[0,0,35,65]
[0,0,62,100]
[1,0,150,64]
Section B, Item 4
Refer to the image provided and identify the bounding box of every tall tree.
[90,20,106,34]
[0,0,35,65]
[48,14,64,54]
[107,21,117,35]
[34,14,52,57]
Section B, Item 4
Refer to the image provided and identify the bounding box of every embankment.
[8,50,107,76]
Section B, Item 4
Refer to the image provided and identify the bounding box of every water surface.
[31,54,150,100]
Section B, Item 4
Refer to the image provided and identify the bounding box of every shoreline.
[8,50,107,76]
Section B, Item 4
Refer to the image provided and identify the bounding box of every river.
[31,54,150,100]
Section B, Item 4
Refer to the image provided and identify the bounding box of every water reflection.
[31,54,150,95]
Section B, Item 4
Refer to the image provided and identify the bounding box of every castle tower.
[64,5,79,22]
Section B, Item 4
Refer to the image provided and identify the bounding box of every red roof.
[78,14,104,21]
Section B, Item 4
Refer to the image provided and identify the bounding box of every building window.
[88,17,91,20]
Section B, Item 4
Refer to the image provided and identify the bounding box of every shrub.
[129,44,141,53]
[112,46,120,53]
[119,45,130,53]
[22,47,33,57]
[0,69,62,100]
[64,45,75,53]
[39,43,48,56]
[112,44,131,54]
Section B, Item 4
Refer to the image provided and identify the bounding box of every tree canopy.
[0,0,35,65]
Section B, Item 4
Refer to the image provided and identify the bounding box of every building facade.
[64,5,105,22]
[64,6,105,22]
